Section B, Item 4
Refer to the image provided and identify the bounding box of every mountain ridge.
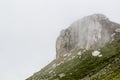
[56,14,120,58]
[26,14,120,80]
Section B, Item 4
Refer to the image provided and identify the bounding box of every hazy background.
[0,0,120,80]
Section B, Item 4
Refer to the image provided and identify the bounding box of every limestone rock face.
[26,14,120,80]
[56,14,120,58]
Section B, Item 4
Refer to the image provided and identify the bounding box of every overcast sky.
[0,0,120,80]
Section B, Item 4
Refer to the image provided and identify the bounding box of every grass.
[26,41,120,80]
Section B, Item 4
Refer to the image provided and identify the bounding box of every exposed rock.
[98,54,102,57]
[115,28,120,32]
[58,73,66,78]
[92,50,100,57]
[77,51,82,56]
[56,14,120,58]
[26,14,120,80]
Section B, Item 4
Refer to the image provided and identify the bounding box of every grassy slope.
[26,41,120,80]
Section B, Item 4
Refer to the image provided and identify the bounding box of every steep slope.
[26,14,120,80]
[56,14,120,58]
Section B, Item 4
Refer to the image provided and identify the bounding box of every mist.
[0,0,120,80]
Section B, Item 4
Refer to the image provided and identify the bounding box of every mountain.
[26,14,120,80]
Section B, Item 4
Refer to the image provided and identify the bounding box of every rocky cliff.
[26,14,120,80]
[56,14,120,58]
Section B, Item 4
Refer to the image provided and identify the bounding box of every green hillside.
[26,41,120,80]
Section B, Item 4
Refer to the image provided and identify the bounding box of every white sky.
[0,0,120,80]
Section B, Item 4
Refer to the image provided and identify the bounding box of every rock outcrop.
[56,14,120,58]
[26,14,120,80]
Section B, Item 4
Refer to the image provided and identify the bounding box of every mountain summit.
[56,14,120,58]
[26,14,120,80]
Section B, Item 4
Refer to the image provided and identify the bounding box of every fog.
[0,0,120,80]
